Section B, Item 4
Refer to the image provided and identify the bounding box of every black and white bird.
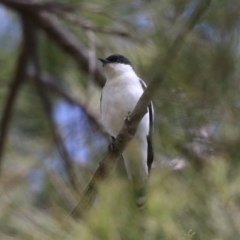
[98,54,154,209]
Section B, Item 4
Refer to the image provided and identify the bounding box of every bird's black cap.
[98,54,132,66]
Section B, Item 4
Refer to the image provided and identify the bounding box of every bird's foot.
[108,142,115,152]
[124,111,132,124]
[108,136,115,152]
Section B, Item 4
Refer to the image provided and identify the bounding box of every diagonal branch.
[31,11,106,87]
[70,0,212,218]
[0,17,30,173]
[78,5,137,32]
[26,71,106,136]
[0,0,73,11]
[20,14,79,191]
[51,9,132,38]
[0,0,136,37]
[35,76,80,192]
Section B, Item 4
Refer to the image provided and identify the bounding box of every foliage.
[0,0,240,239]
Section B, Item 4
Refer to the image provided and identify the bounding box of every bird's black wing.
[100,93,102,113]
[139,79,154,172]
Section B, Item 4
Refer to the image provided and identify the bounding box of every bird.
[98,54,154,209]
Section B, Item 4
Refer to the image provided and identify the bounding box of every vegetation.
[0,0,240,239]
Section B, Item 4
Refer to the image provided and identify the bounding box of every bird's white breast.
[101,69,149,138]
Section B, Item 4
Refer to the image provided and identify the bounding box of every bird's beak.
[98,58,110,64]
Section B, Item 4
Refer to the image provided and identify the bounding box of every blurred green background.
[0,0,240,239]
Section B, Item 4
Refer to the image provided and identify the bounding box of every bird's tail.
[135,187,147,210]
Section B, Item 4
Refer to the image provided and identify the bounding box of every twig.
[20,15,79,192]
[52,9,132,37]
[0,16,29,173]
[70,0,212,218]
[0,0,73,11]
[33,11,106,87]
[26,71,107,136]
[47,169,78,211]
[85,30,96,105]
[36,78,79,191]
[78,4,136,31]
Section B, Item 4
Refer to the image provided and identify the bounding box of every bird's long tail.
[135,186,147,210]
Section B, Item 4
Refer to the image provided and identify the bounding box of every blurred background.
[0,0,240,239]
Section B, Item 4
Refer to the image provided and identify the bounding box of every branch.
[0,0,106,88]
[0,0,73,11]
[26,71,107,136]
[51,9,132,38]
[32,11,106,87]
[78,5,136,31]
[20,15,79,191]
[36,78,80,191]
[1,71,108,141]
[0,16,30,172]
[70,0,212,218]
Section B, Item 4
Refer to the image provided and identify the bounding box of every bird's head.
[98,54,133,79]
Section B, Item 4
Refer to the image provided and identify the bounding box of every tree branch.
[1,71,108,140]
[51,9,132,38]
[0,0,73,11]
[78,5,137,32]
[0,16,30,173]
[26,71,107,136]
[32,11,106,87]
[35,71,80,192]
[70,0,212,218]
[20,15,79,191]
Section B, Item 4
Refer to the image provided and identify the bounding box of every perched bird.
[98,54,154,209]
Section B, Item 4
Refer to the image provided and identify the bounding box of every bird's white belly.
[101,83,143,137]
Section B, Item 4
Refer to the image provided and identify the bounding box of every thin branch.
[85,30,96,104]
[52,9,132,37]
[70,0,212,218]
[47,169,78,211]
[0,17,29,172]
[32,10,106,87]
[2,72,108,138]
[36,77,80,191]
[26,71,107,136]
[2,1,135,32]
[20,15,79,192]
[129,0,212,127]
[78,5,137,31]
[0,0,73,11]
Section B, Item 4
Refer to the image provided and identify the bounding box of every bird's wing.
[139,79,154,172]
[100,93,102,113]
